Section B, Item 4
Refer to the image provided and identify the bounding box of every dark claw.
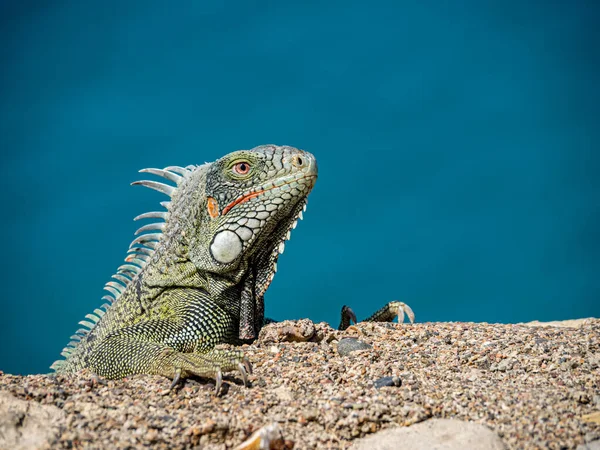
[347,307,357,325]
[339,305,358,330]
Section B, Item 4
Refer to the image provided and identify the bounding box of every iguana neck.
[139,241,251,317]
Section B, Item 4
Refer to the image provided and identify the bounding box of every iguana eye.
[233,161,251,175]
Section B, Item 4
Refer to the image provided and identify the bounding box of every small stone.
[200,419,216,435]
[573,391,591,404]
[273,386,293,401]
[373,376,402,389]
[301,408,319,421]
[337,338,372,356]
[145,429,159,442]
[278,322,315,342]
[258,319,319,343]
[496,358,513,372]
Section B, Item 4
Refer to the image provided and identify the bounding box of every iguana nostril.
[292,154,304,167]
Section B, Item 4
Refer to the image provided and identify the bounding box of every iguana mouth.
[221,173,317,216]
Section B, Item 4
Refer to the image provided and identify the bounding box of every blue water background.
[1,1,598,375]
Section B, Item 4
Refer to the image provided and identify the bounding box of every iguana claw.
[243,357,253,375]
[238,362,249,387]
[170,368,182,389]
[90,373,108,387]
[215,370,223,395]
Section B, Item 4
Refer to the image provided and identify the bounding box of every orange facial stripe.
[222,190,265,215]
[207,197,220,219]
[221,174,312,216]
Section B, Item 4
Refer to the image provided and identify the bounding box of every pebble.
[373,376,402,389]
[337,337,372,356]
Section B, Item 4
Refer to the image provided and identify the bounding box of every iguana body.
[52,144,414,392]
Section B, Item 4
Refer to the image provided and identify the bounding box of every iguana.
[51,144,414,394]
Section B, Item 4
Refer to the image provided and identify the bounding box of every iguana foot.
[72,371,107,389]
[89,334,251,395]
[90,372,108,387]
[367,300,415,325]
[158,347,251,395]
[338,301,415,331]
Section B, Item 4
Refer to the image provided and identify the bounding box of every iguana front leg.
[338,301,415,331]
[89,334,248,394]
[87,290,249,394]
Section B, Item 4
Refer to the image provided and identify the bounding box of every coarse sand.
[1,318,598,449]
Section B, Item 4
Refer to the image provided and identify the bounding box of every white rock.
[0,392,65,450]
[577,440,600,450]
[349,418,506,450]
[520,318,597,329]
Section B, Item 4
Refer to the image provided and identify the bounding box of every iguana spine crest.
[52,164,200,368]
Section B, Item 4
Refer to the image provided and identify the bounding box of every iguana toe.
[390,301,415,324]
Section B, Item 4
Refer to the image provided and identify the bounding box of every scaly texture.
[51,144,414,393]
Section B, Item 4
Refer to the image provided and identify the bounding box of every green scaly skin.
[51,144,415,393]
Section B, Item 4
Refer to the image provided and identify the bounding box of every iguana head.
[129,144,316,292]
[182,145,318,275]
[125,145,317,338]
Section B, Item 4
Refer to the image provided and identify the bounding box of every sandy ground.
[1,318,599,449]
